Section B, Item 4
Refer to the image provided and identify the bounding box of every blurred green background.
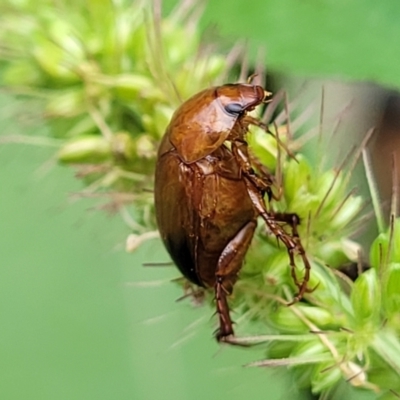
[0,94,316,399]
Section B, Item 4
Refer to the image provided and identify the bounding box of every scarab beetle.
[154,83,311,342]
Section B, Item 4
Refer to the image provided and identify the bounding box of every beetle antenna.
[247,73,258,85]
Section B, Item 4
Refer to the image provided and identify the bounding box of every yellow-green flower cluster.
[0,0,226,198]
[232,126,400,397]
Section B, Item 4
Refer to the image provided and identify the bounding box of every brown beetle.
[154,83,311,342]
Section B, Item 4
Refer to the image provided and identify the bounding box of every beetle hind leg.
[213,221,257,342]
[214,277,234,341]
[214,278,254,347]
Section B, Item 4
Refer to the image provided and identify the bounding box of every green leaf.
[202,0,400,89]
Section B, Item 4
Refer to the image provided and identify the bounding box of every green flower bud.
[263,251,293,288]
[369,232,389,270]
[342,361,368,388]
[45,89,85,118]
[291,365,313,389]
[371,331,400,389]
[33,36,79,82]
[267,340,298,359]
[290,339,331,362]
[329,195,363,230]
[57,135,111,164]
[161,20,199,66]
[301,262,351,313]
[296,304,338,329]
[192,55,226,83]
[2,60,42,86]
[392,219,400,263]
[269,305,309,333]
[341,238,364,262]
[135,135,156,159]
[111,132,136,162]
[314,241,350,267]
[152,104,174,138]
[311,362,342,393]
[382,263,400,321]
[314,170,343,209]
[46,18,85,61]
[247,126,278,171]
[283,155,312,204]
[112,74,162,102]
[351,268,381,331]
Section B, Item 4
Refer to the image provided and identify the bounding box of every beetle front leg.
[214,221,257,342]
[231,141,274,200]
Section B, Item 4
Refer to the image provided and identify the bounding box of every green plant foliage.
[0,0,227,227]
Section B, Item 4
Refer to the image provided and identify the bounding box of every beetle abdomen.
[155,142,256,288]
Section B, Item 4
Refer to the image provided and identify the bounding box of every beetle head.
[216,84,271,116]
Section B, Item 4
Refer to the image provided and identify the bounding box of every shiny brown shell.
[154,83,311,342]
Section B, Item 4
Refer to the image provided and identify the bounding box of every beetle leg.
[232,140,283,202]
[248,153,275,183]
[232,140,311,300]
[232,141,273,194]
[244,180,311,303]
[214,221,257,341]
[214,277,234,341]
[272,212,314,300]
[248,153,281,202]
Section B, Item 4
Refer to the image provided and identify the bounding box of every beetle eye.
[224,102,244,115]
